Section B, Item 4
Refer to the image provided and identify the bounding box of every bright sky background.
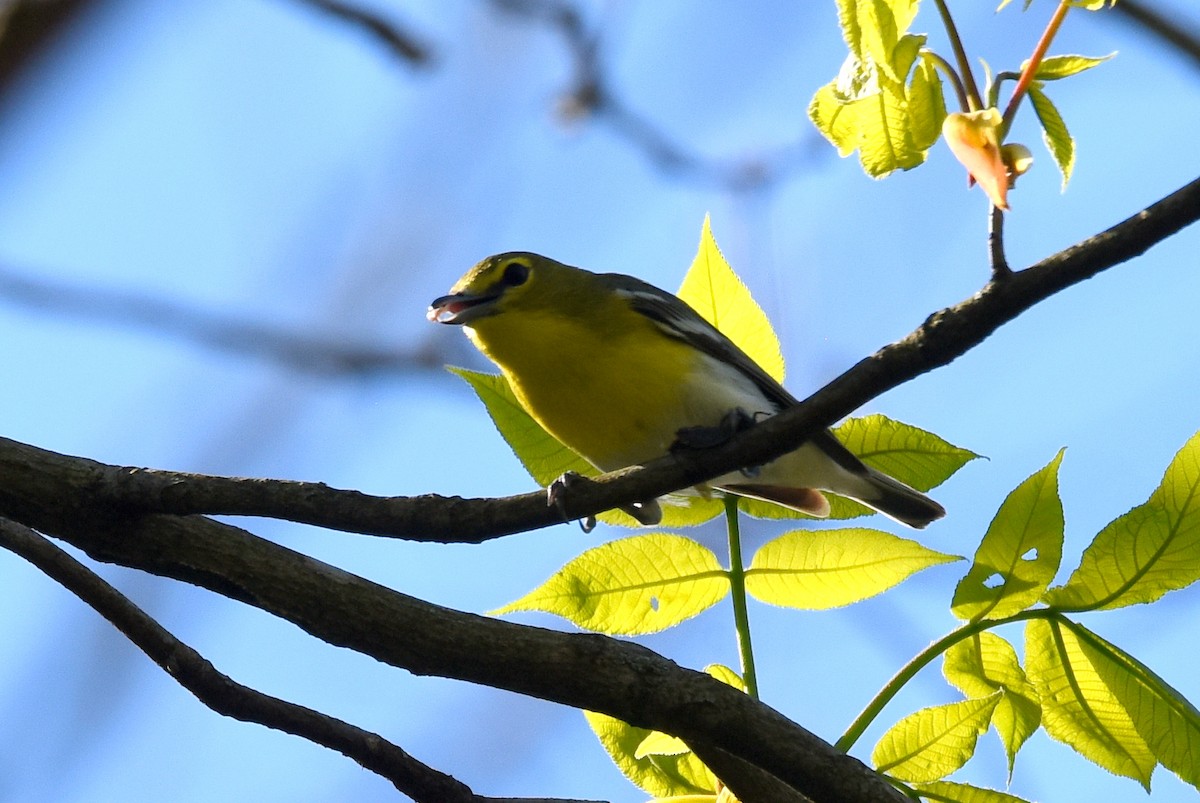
[2,1,1199,801]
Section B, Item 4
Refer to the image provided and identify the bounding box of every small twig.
[1001,1,1071,137]
[487,0,822,191]
[0,264,449,377]
[0,517,599,803]
[288,0,432,66]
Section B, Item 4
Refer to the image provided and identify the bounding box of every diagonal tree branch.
[287,0,433,66]
[0,517,598,803]
[1112,0,1200,72]
[3,175,1195,543]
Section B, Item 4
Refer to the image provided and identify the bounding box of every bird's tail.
[851,465,946,529]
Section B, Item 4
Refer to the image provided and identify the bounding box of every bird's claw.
[671,407,764,478]
[546,471,663,530]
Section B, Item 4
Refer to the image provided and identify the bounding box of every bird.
[428,252,945,529]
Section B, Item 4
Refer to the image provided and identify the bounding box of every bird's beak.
[427,292,496,325]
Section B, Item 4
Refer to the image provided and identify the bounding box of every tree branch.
[1112,0,1200,72]
[0,505,903,803]
[3,176,1195,543]
[287,0,433,66]
[0,264,448,377]
[0,518,599,803]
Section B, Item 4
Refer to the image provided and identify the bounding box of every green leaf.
[914,780,1033,803]
[739,415,978,522]
[677,216,784,383]
[745,528,960,610]
[1046,430,1200,611]
[810,33,947,177]
[873,693,1002,782]
[834,414,980,492]
[943,632,1041,777]
[952,451,1065,622]
[1027,83,1074,189]
[450,367,721,528]
[1062,618,1200,789]
[450,366,592,485]
[490,534,729,635]
[1025,617,1155,788]
[584,710,717,798]
[1029,53,1114,81]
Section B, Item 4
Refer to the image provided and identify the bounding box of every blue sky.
[2,1,1199,801]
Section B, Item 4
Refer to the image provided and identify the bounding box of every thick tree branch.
[0,507,902,803]
[0,518,598,803]
[3,176,1195,543]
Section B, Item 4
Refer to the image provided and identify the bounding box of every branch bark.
[0,501,902,802]
[5,175,1195,543]
[1,177,1196,802]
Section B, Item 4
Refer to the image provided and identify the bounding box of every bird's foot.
[671,407,764,478]
[547,471,663,531]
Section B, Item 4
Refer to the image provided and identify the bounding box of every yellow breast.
[466,306,699,471]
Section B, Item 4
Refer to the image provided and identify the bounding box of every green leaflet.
[741,414,977,522]
[1046,429,1200,610]
[1025,617,1156,788]
[1028,83,1074,188]
[584,710,717,799]
[745,528,959,610]
[943,631,1041,777]
[1061,618,1200,789]
[873,693,1002,782]
[914,780,1033,803]
[490,533,728,635]
[1030,53,1114,81]
[677,215,784,383]
[952,451,1065,622]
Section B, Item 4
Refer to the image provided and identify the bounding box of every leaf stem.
[1001,1,1072,138]
[921,49,969,113]
[932,0,983,111]
[724,494,759,699]
[835,609,1050,753]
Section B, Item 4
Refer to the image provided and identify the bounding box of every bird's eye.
[501,261,529,287]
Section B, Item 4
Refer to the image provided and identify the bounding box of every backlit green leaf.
[1046,430,1200,610]
[677,216,784,383]
[944,632,1041,776]
[745,528,960,610]
[1025,617,1155,788]
[834,414,980,492]
[914,780,1033,803]
[1064,619,1200,789]
[810,34,947,177]
[1027,83,1074,188]
[584,710,716,798]
[1030,53,1114,81]
[450,367,721,528]
[740,415,977,522]
[873,693,1002,782]
[491,534,728,635]
[952,451,1065,622]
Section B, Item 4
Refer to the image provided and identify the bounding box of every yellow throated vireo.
[428,252,945,529]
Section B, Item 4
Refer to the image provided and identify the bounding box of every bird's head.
[428,252,575,326]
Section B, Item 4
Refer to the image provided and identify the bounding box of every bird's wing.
[601,273,798,409]
[602,273,867,475]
